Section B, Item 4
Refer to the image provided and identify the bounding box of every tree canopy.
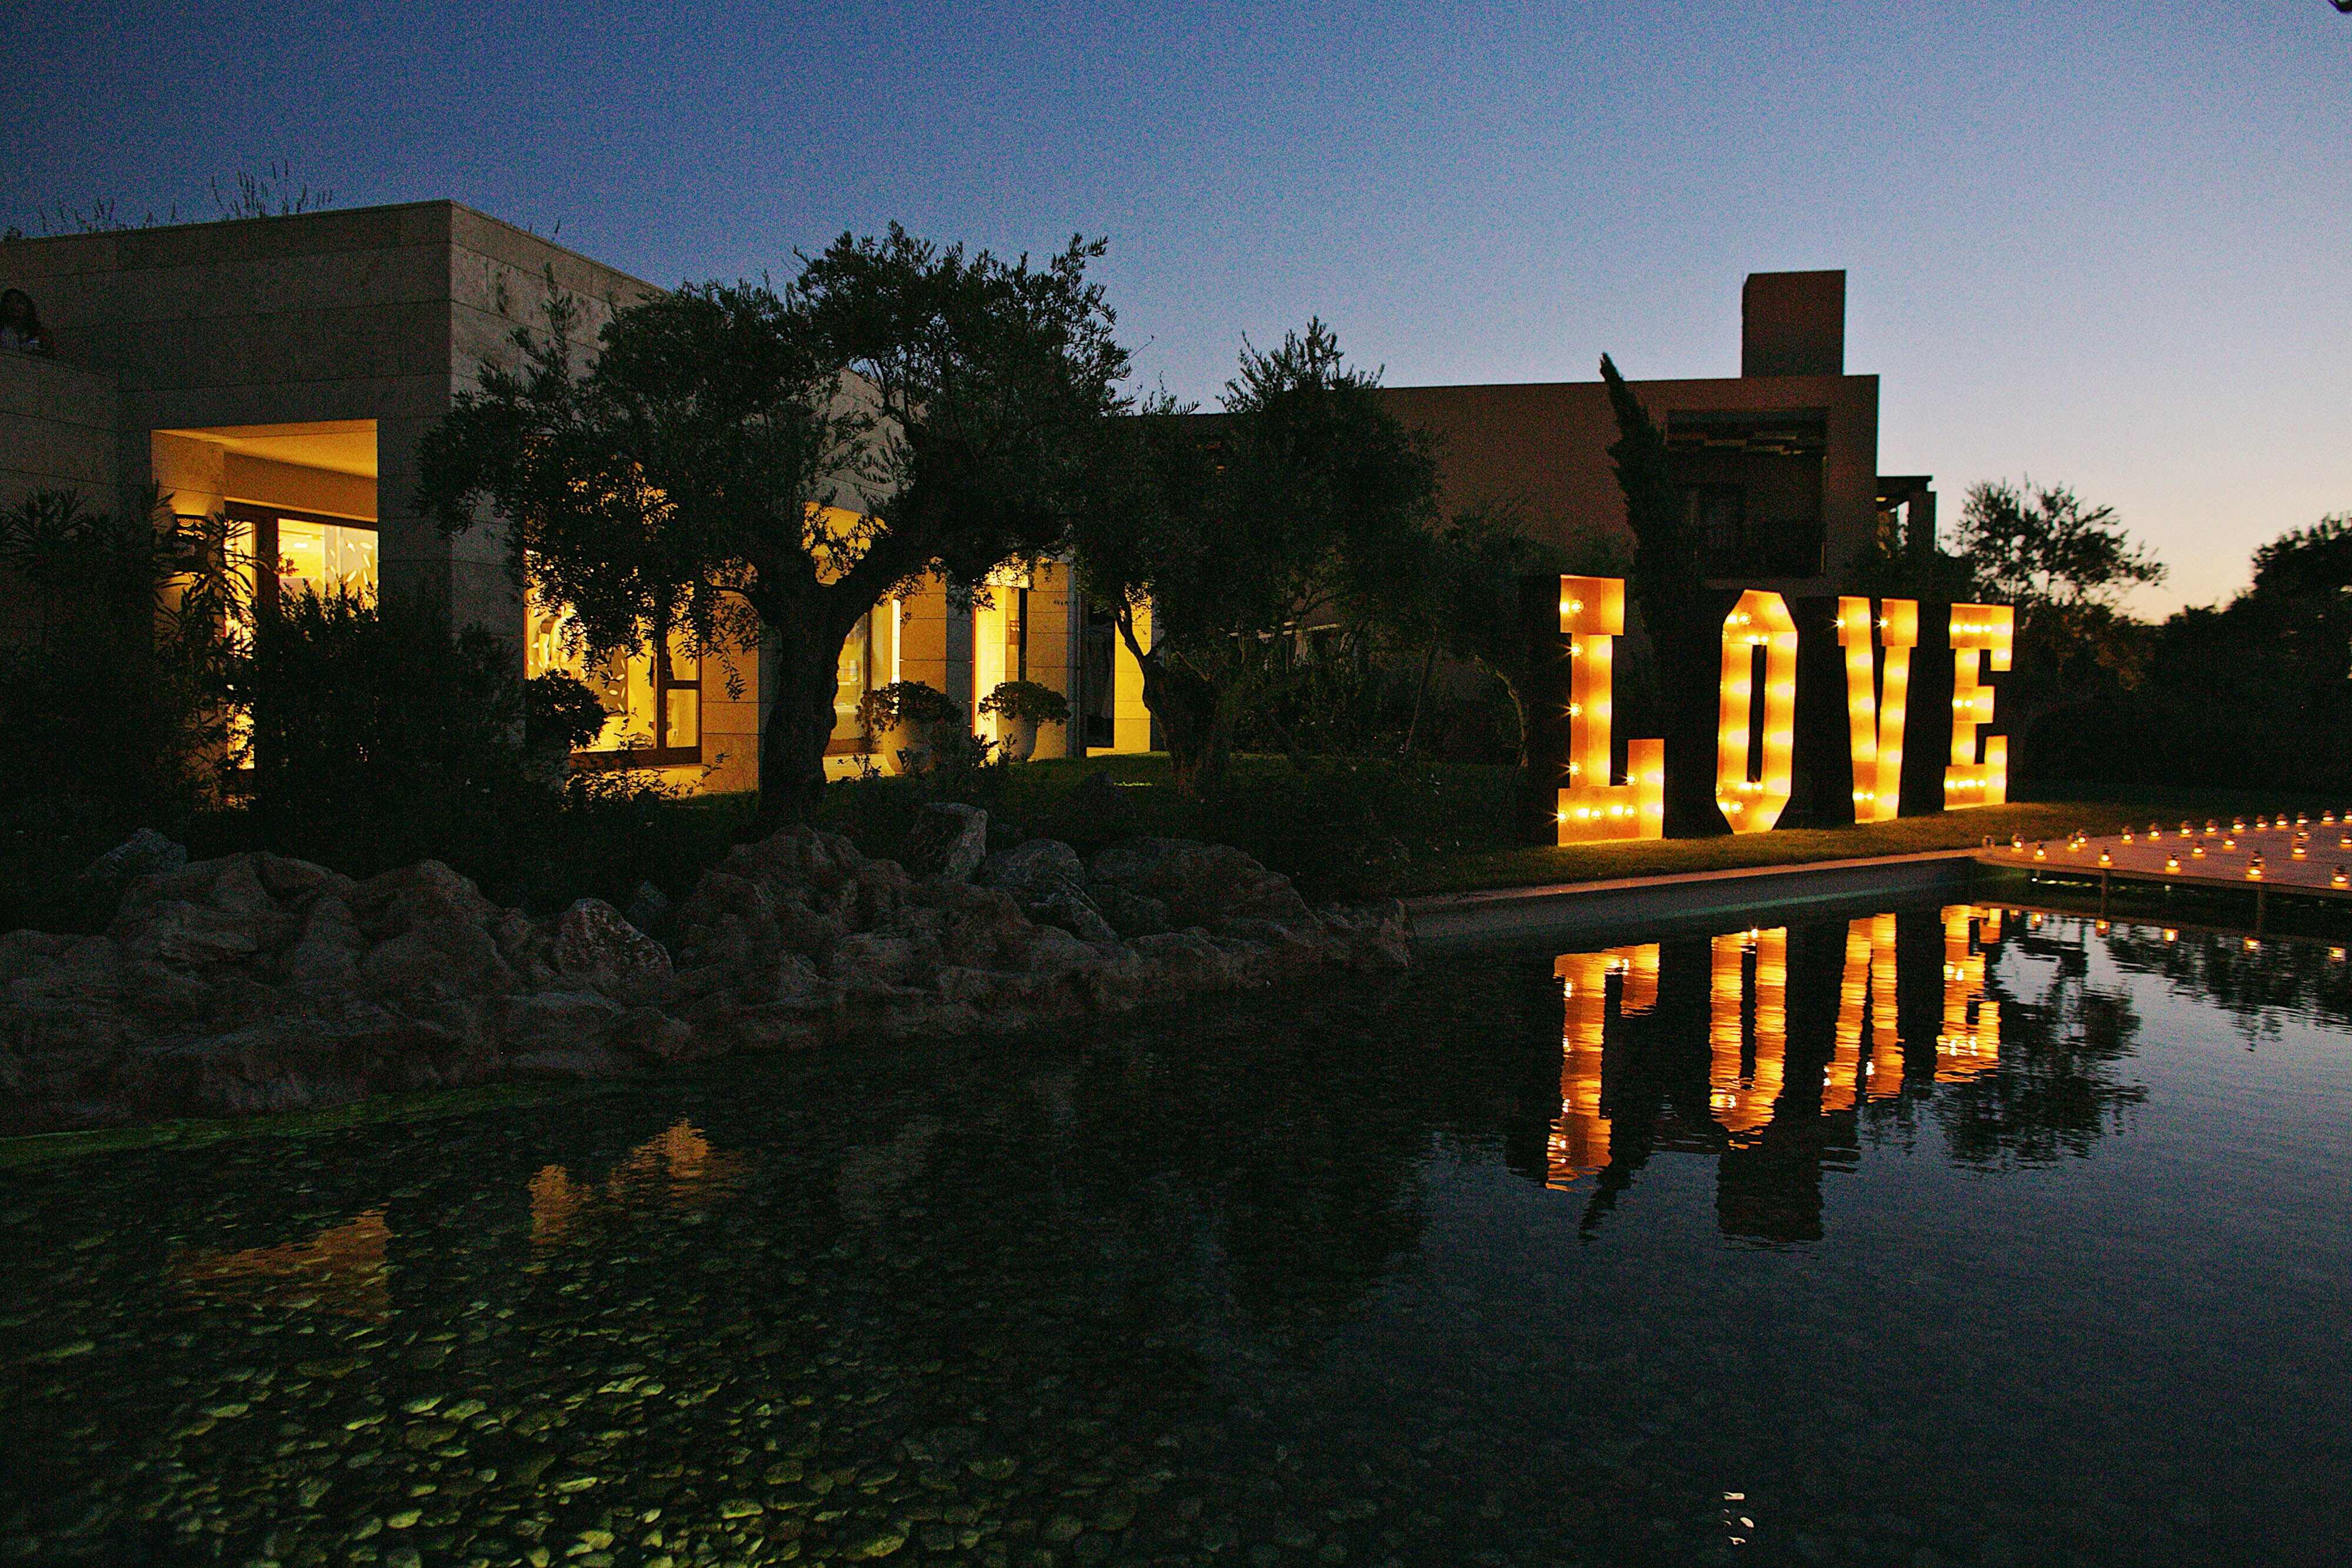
[417,226,1130,826]
[1598,353,1728,835]
[1950,478,2164,722]
[1069,321,1441,798]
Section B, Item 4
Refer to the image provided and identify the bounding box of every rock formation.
[1,825,1410,1135]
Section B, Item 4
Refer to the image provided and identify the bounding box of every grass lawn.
[891,751,2352,901]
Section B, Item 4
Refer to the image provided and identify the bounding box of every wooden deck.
[1973,811,2352,911]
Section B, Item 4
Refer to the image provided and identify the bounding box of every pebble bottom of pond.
[4,900,2350,1568]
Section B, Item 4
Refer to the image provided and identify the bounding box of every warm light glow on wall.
[1710,928,1788,1136]
[1946,604,2013,809]
[1936,905,2002,1083]
[1833,912,1904,1109]
[1549,944,1658,1189]
[1715,590,1799,833]
[1839,597,1916,824]
[1556,576,1665,845]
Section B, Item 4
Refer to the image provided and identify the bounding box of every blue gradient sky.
[7,1,2346,614]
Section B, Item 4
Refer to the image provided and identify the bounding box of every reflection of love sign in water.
[1546,904,2010,1231]
[1544,575,2013,843]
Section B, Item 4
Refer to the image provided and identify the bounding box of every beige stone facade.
[0,200,1152,797]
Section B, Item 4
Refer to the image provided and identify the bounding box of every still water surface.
[4,902,2348,1568]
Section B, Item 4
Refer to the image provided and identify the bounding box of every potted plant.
[856,680,959,773]
[977,679,1071,763]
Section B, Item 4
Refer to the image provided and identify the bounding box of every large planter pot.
[999,715,1040,763]
[876,721,925,774]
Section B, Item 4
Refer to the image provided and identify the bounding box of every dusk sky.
[8,1,2345,616]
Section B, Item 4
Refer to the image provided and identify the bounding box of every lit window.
[528,598,703,765]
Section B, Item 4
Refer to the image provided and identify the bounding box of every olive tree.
[418,226,1130,828]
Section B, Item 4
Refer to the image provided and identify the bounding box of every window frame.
[569,636,706,771]
[225,502,379,618]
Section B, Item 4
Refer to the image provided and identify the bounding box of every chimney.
[1742,270,1845,378]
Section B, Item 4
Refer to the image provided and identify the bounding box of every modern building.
[1378,269,1930,593]
[0,201,1155,793]
[3,205,1922,799]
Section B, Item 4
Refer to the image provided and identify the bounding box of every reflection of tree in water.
[2102,923,2352,1043]
[5,970,1548,1568]
[918,970,1553,1337]
[1935,917,2147,1169]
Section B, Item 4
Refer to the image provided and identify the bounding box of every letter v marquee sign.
[1839,596,1915,825]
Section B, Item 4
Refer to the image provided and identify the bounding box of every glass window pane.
[832,613,870,740]
[665,687,700,751]
[620,652,657,750]
[323,523,378,599]
[276,519,325,599]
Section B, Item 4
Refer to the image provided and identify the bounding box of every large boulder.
[1091,885,1171,939]
[978,839,1116,944]
[1314,898,1415,972]
[1087,837,1315,933]
[977,838,1085,899]
[901,803,989,882]
[552,898,674,989]
[72,829,188,914]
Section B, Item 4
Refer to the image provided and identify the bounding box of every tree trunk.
[1142,654,1227,799]
[1483,661,1532,770]
[1116,609,1230,799]
[1400,643,1439,758]
[1656,627,1729,838]
[751,604,861,834]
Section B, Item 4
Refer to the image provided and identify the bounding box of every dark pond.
[5,901,2349,1568]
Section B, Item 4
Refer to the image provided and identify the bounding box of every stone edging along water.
[1404,849,1983,947]
[0,821,1412,1138]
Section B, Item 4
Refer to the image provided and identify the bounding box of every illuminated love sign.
[1529,577,2012,844]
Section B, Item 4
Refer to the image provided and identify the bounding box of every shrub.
[526,670,609,758]
[0,490,244,822]
[977,679,1071,727]
[242,588,542,870]
[854,680,958,733]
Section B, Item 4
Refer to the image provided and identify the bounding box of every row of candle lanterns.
[2007,818,2352,888]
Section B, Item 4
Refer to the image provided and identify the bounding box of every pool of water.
[5,900,2349,1568]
